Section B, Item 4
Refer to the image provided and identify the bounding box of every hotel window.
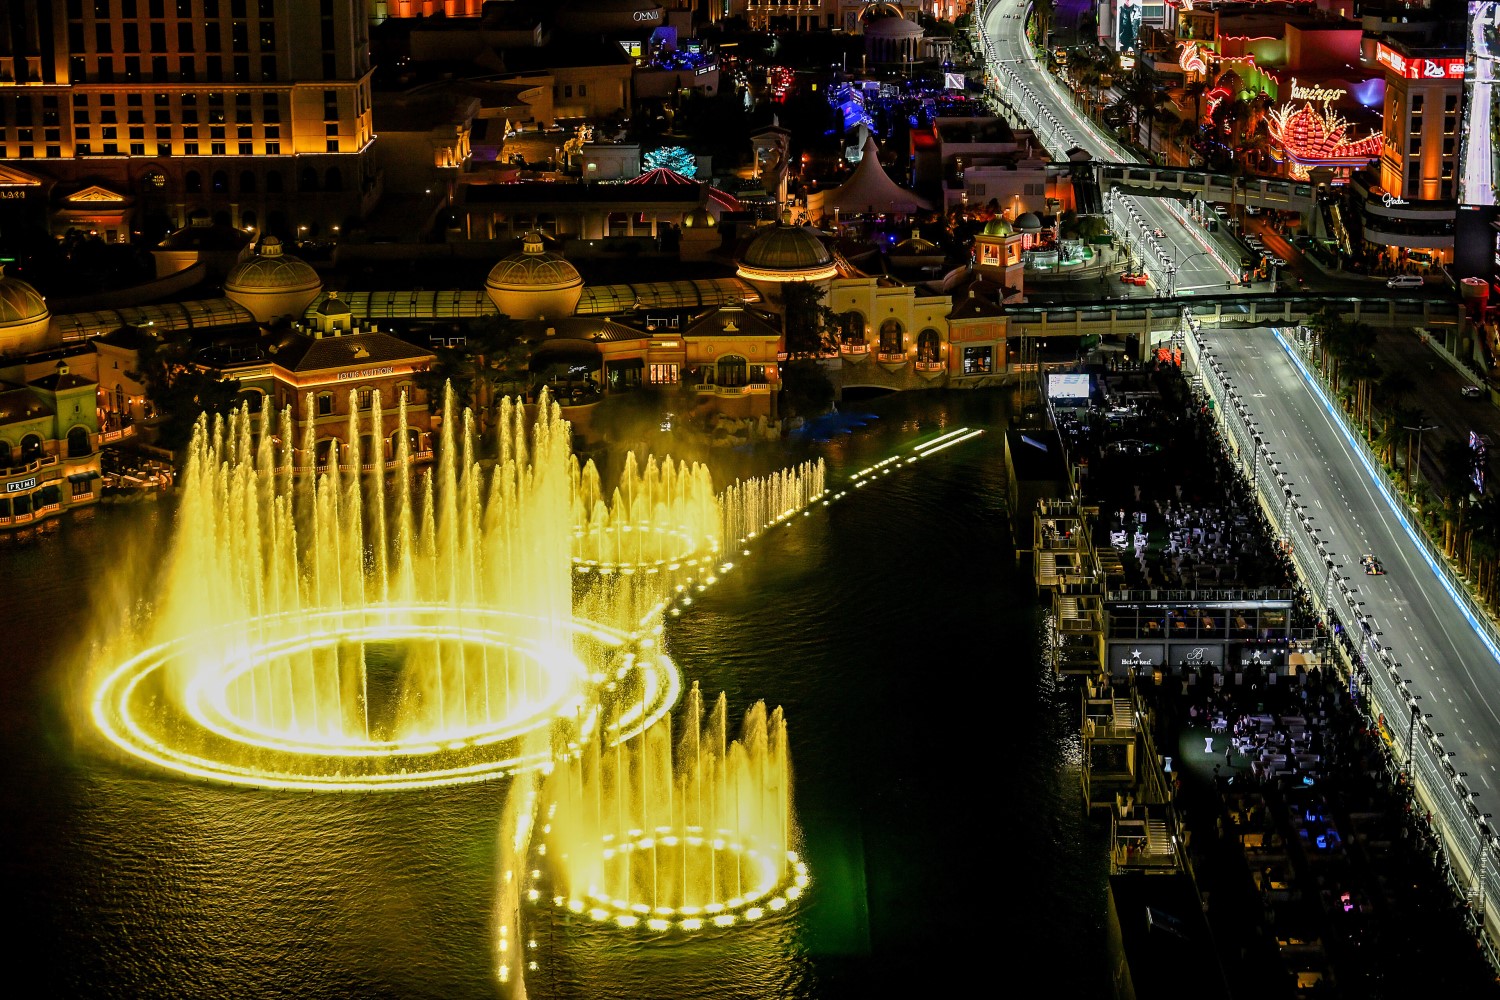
[359,388,373,410]
[649,363,679,384]
[326,139,339,152]
[317,393,333,416]
[1412,94,1423,112]
[1447,94,1459,113]
[1445,115,1456,135]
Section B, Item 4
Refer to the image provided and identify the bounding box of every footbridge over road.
[1091,163,1319,216]
[829,293,1463,391]
[1002,292,1462,358]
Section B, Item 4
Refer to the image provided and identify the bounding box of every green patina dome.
[982,218,1014,237]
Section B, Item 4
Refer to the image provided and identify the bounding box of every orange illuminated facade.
[0,0,379,237]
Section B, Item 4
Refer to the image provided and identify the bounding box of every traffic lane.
[1206,331,1500,786]
[1366,329,1492,487]
[1208,333,1500,779]
[1264,344,1500,789]
[986,0,1228,284]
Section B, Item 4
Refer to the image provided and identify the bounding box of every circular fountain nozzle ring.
[93,604,681,791]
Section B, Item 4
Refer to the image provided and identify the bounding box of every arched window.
[142,168,167,191]
[324,167,343,192]
[716,354,747,387]
[184,170,202,193]
[878,319,903,354]
[240,208,257,231]
[0,440,12,467]
[211,170,229,193]
[299,167,319,192]
[19,433,43,463]
[66,426,91,458]
[236,388,263,413]
[240,170,257,194]
[916,329,941,364]
[841,310,865,345]
[314,438,336,468]
[265,170,283,194]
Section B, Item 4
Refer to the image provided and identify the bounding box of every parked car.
[1386,274,1424,288]
[1462,384,1485,398]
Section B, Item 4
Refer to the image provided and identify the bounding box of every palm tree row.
[1307,309,1500,609]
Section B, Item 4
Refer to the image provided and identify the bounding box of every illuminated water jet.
[537,682,806,931]
[92,386,824,797]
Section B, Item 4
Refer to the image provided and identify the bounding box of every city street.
[981,0,1240,295]
[1199,328,1500,808]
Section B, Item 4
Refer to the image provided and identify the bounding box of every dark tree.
[775,282,838,419]
[126,328,241,455]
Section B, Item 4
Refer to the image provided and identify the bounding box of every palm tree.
[1436,438,1478,557]
[1121,66,1167,159]
[1183,79,1208,128]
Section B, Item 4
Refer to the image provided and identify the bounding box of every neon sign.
[1269,101,1383,179]
[1375,43,1464,80]
[1179,41,1206,76]
[1288,78,1346,104]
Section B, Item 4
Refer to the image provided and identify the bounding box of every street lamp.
[1401,421,1439,489]
[1167,250,1222,297]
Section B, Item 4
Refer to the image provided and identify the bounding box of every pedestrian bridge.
[1003,292,1461,346]
[1091,163,1319,216]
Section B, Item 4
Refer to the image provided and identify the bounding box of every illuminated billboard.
[1375,44,1464,80]
[1048,373,1091,399]
[1460,2,1500,207]
[1117,0,1141,52]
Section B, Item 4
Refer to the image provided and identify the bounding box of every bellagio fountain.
[91,388,822,983]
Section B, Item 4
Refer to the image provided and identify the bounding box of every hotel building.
[0,0,378,239]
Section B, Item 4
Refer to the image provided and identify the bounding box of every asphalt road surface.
[1199,328,1500,807]
[980,0,1238,295]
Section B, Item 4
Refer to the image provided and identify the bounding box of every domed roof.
[982,217,1014,237]
[0,267,48,327]
[486,231,583,292]
[683,206,716,229]
[865,15,926,37]
[1014,212,1043,231]
[224,236,321,294]
[315,289,352,316]
[741,224,833,272]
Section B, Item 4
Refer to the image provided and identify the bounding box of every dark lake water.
[0,390,1108,998]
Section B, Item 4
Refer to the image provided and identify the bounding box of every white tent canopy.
[820,136,932,217]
